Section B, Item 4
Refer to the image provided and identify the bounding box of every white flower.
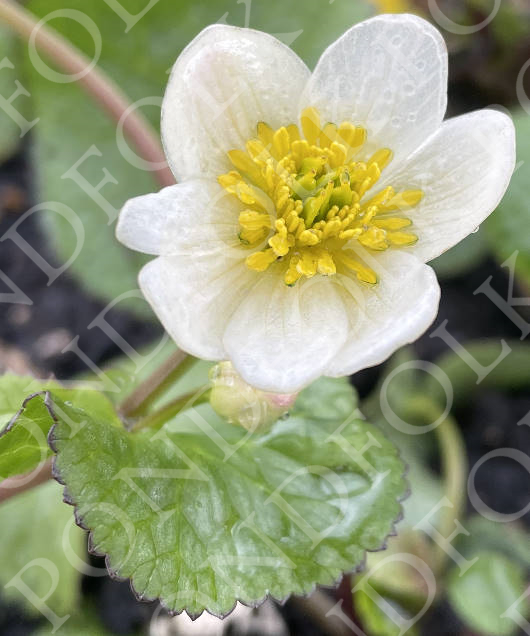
[117,14,515,394]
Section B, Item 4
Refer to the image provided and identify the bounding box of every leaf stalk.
[0,0,174,187]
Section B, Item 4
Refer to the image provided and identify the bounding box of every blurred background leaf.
[0,24,29,163]
[431,228,488,280]
[457,516,530,568]
[446,551,528,636]
[486,111,530,288]
[469,0,530,48]
[34,604,121,636]
[355,586,420,636]
[0,480,84,618]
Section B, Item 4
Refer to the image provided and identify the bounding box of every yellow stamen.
[358,226,389,251]
[382,189,424,211]
[320,122,337,148]
[246,248,277,272]
[239,211,271,231]
[387,231,419,246]
[285,256,303,286]
[269,219,294,256]
[317,249,336,276]
[218,107,423,287]
[227,150,267,190]
[257,121,274,147]
[368,148,393,171]
[272,127,291,160]
[301,107,321,146]
[372,217,412,230]
[286,124,301,143]
[371,0,413,14]
[297,249,318,277]
[336,250,378,285]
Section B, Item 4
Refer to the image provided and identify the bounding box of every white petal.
[301,14,447,163]
[139,254,258,361]
[325,251,440,377]
[380,109,516,263]
[162,25,310,181]
[130,181,256,362]
[223,273,349,393]
[116,180,245,260]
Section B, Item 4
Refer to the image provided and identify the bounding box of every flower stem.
[0,0,174,188]
[336,574,357,626]
[432,408,467,574]
[407,396,467,575]
[0,459,52,504]
[118,350,194,418]
[131,388,211,432]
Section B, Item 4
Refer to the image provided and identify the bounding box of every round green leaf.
[447,551,528,636]
[44,379,406,617]
[294,376,358,421]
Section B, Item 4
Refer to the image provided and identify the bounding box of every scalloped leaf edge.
[23,391,411,619]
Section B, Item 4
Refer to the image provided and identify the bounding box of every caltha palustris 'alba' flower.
[117,14,515,394]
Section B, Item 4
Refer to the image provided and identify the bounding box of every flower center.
[218,107,423,286]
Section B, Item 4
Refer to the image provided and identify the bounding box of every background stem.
[131,389,210,432]
[0,0,174,187]
[407,397,468,576]
[433,409,467,574]
[0,459,52,504]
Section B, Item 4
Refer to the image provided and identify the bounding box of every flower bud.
[209,362,297,432]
